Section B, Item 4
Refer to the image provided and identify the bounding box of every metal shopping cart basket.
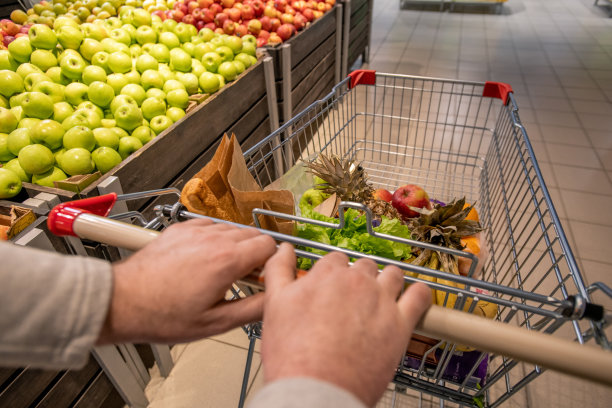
[48,71,612,407]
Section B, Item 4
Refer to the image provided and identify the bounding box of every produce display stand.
[340,0,373,73]
[399,0,506,13]
[48,71,612,407]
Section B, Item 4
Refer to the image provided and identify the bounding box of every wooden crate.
[342,0,373,70]
[14,58,271,212]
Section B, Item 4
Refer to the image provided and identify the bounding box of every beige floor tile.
[535,109,581,128]
[559,190,612,226]
[568,220,612,264]
[146,339,260,408]
[586,129,612,149]
[596,148,612,171]
[210,327,261,353]
[552,164,612,195]
[526,370,612,408]
[538,125,591,147]
[545,144,600,168]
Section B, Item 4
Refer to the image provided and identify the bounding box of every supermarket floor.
[144,0,612,406]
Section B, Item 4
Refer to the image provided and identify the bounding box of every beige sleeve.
[247,378,367,408]
[0,241,113,369]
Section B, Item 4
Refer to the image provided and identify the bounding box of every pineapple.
[406,198,483,274]
[305,155,401,220]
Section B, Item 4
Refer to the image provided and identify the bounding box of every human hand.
[97,218,276,344]
[261,244,431,406]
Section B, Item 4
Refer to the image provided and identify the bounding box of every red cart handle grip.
[47,193,118,237]
[348,69,376,89]
[483,81,513,105]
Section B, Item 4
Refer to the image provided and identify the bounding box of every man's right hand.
[261,244,431,407]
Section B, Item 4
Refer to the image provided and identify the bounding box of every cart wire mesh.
[234,71,611,407]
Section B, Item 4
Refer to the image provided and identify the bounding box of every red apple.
[280,13,294,24]
[391,185,431,218]
[223,19,236,34]
[235,23,248,36]
[214,27,224,34]
[256,36,267,47]
[373,188,393,203]
[196,20,206,29]
[274,0,288,12]
[247,18,262,35]
[221,0,235,8]
[264,5,278,17]
[268,32,282,44]
[241,5,255,19]
[293,13,307,29]
[270,17,281,31]
[302,8,314,21]
[205,22,216,30]
[199,0,213,8]
[0,20,19,36]
[316,2,326,11]
[152,10,167,20]
[214,12,228,26]
[183,14,196,24]
[276,23,294,41]
[260,15,272,31]
[227,7,241,21]
[285,6,296,15]
[188,1,200,13]
[202,8,215,23]
[171,9,185,21]
[252,0,265,16]
[210,3,223,14]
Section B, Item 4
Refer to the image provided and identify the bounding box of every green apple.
[149,43,170,63]
[31,166,67,187]
[131,8,152,27]
[82,65,108,85]
[108,51,132,74]
[24,73,51,92]
[91,51,111,73]
[18,118,40,131]
[0,108,18,134]
[32,81,65,104]
[101,38,129,54]
[117,136,143,159]
[106,73,129,95]
[31,119,65,150]
[87,81,114,108]
[241,42,256,57]
[166,89,189,109]
[193,42,214,61]
[53,102,74,123]
[82,23,108,41]
[8,37,33,63]
[159,31,180,50]
[57,49,81,65]
[189,59,204,79]
[0,168,22,198]
[131,125,154,144]
[56,24,84,50]
[166,107,185,123]
[110,28,131,46]
[124,69,141,84]
[173,23,191,43]
[18,143,54,174]
[110,94,138,114]
[28,24,58,50]
[30,50,58,72]
[198,27,215,42]
[76,102,104,121]
[0,70,24,98]
[3,158,31,182]
[169,48,191,72]
[234,53,253,69]
[140,97,165,121]
[149,115,173,135]
[61,113,90,130]
[215,46,234,63]
[59,147,95,175]
[21,92,54,120]
[182,42,195,57]
[16,63,43,80]
[92,146,122,173]
[176,72,199,95]
[7,128,31,156]
[0,95,7,109]
[135,53,158,73]
[114,104,143,131]
[145,88,165,101]
[10,106,24,123]
[215,73,226,88]
[232,60,245,75]
[140,69,163,90]
[80,38,104,62]
[242,34,256,47]
[218,61,237,82]
[158,67,175,82]
[0,133,15,161]
[122,24,137,41]
[129,43,142,58]
[135,25,157,45]
[53,16,80,31]
[120,83,146,106]
[73,108,102,129]
[63,125,95,151]
[162,18,177,32]
[65,82,89,106]
[60,53,86,80]
[162,79,185,93]
[45,67,70,85]
[109,127,128,139]
[0,50,19,71]
[202,52,222,73]
[93,127,120,149]
[223,36,242,55]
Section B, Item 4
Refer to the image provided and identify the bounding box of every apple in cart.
[373,188,392,203]
[391,184,432,218]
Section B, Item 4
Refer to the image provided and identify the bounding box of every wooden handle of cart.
[59,213,612,387]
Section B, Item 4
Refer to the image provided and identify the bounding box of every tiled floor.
[146,0,612,406]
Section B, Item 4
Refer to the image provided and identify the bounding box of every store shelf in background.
[341,0,373,71]
[12,58,272,212]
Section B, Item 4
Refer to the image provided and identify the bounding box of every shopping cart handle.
[348,69,376,89]
[483,81,513,105]
[48,193,118,237]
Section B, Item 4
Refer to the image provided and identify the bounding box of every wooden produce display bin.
[265,5,342,123]
[16,57,273,212]
[341,0,373,71]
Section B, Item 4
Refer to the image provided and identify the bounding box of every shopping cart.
[48,71,612,407]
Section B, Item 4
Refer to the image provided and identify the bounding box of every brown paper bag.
[181,134,294,234]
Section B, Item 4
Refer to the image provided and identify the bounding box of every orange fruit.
[463,202,479,222]
[460,236,480,256]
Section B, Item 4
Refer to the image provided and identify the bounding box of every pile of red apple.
[1,17,32,48]
[155,0,334,46]
[374,184,432,219]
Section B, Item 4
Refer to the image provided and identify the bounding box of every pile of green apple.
[0,6,257,199]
